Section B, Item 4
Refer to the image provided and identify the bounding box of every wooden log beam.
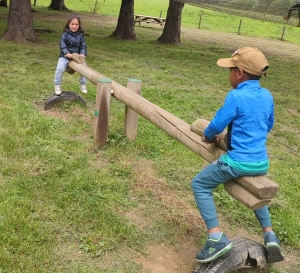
[190,119,279,199]
[68,55,271,210]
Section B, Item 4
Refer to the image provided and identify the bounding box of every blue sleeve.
[59,32,69,56]
[268,102,274,132]
[204,91,237,140]
[79,34,87,56]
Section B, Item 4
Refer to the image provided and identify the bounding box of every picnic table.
[134,14,166,29]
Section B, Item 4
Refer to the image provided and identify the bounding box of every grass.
[28,0,300,44]
[0,1,300,272]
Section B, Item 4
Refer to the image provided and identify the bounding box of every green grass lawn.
[0,1,300,272]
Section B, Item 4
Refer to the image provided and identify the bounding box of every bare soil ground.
[41,13,300,273]
[181,26,300,60]
[128,158,299,273]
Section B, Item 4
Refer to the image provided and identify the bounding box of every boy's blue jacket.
[204,80,274,162]
[59,30,87,58]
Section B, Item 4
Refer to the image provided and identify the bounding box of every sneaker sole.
[267,243,284,263]
[196,243,233,263]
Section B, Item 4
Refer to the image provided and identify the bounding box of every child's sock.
[263,230,275,239]
[209,232,223,240]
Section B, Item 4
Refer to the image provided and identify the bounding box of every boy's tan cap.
[217,47,269,76]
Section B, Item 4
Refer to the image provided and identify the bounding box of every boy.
[191,47,284,264]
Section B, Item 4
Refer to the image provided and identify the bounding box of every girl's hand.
[65,53,72,59]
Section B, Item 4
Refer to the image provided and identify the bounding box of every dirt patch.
[130,158,205,235]
[127,158,300,273]
[181,27,300,60]
[128,158,201,273]
[135,241,197,273]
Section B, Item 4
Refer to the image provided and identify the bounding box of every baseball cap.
[217,47,269,76]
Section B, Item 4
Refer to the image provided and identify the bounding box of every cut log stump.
[44,91,87,110]
[192,237,270,273]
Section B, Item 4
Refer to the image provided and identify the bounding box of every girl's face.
[68,19,79,32]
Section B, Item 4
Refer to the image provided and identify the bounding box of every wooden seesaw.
[48,53,280,272]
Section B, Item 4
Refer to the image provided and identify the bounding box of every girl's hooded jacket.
[59,30,87,58]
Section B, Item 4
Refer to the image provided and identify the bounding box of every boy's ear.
[237,68,248,80]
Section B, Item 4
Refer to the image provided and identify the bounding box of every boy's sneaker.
[80,85,88,94]
[196,233,233,263]
[264,233,284,263]
[55,85,61,96]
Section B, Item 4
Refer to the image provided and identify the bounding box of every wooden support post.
[124,79,142,140]
[94,78,112,146]
[238,19,242,35]
[198,14,202,29]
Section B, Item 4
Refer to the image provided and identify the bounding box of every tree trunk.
[1,0,39,43]
[0,0,8,7]
[48,0,69,11]
[110,0,136,40]
[157,0,184,44]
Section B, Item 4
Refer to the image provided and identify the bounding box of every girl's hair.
[63,14,84,33]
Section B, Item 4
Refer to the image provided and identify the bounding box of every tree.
[110,0,136,40]
[1,0,39,43]
[48,0,69,11]
[157,0,184,44]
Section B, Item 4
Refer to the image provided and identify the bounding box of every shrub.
[267,0,293,15]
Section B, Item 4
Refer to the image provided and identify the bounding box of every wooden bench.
[134,14,166,29]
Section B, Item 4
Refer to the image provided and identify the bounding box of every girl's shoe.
[80,85,88,94]
[55,85,61,96]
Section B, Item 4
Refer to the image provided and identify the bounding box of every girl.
[54,14,88,96]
